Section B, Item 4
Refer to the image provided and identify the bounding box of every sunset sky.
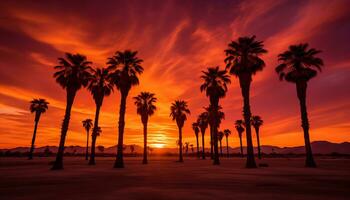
[0,0,349,149]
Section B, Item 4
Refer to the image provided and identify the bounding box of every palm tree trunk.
[89,134,97,165]
[85,130,89,160]
[89,104,101,165]
[226,136,229,158]
[213,126,220,165]
[255,127,261,159]
[296,82,316,168]
[239,134,244,157]
[52,89,76,170]
[178,127,183,162]
[29,113,40,160]
[142,122,148,164]
[201,131,205,159]
[196,134,200,158]
[239,74,256,168]
[114,91,128,168]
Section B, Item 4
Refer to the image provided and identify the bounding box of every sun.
[151,143,165,148]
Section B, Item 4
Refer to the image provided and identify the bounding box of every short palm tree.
[223,129,231,157]
[108,50,144,168]
[197,112,209,159]
[235,120,245,157]
[87,67,114,165]
[52,53,92,170]
[170,100,190,162]
[133,92,157,164]
[203,104,225,161]
[218,131,224,157]
[251,115,263,159]
[200,66,230,165]
[82,118,93,160]
[28,98,49,160]
[276,43,323,168]
[184,142,190,154]
[192,122,200,158]
[225,36,267,168]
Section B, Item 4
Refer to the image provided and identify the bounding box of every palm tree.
[87,68,114,165]
[82,118,93,160]
[218,131,224,157]
[170,100,190,162]
[52,53,92,170]
[28,98,49,160]
[235,120,245,157]
[133,92,157,164]
[225,36,267,168]
[203,104,226,162]
[223,129,231,157]
[184,142,190,155]
[251,115,263,159]
[197,112,209,159]
[200,66,230,165]
[192,122,200,158]
[276,43,323,167]
[108,50,144,168]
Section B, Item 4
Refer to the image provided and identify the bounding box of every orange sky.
[0,0,349,149]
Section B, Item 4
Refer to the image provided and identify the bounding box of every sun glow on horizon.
[150,143,166,148]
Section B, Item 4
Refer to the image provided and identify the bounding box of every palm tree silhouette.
[185,142,190,155]
[28,98,49,160]
[218,131,224,157]
[200,67,230,165]
[52,53,92,170]
[203,104,226,164]
[251,115,263,159]
[235,120,245,157]
[276,43,323,168]
[225,36,267,168]
[82,118,93,160]
[192,122,200,158]
[170,100,190,162]
[108,50,144,168]
[223,129,231,157]
[197,112,209,159]
[133,92,157,164]
[87,67,114,165]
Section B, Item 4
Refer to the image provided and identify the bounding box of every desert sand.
[0,157,349,200]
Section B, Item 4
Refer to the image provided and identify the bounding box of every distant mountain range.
[1,141,350,155]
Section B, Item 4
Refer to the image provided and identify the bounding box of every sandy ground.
[0,157,349,200]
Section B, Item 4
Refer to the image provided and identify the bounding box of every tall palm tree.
[87,67,114,165]
[223,129,231,157]
[225,36,267,168]
[28,98,49,160]
[82,118,93,160]
[251,115,263,159]
[276,43,323,168]
[108,50,144,168]
[218,131,224,157]
[200,67,230,165]
[192,122,200,158]
[235,120,245,157]
[170,100,190,162]
[52,53,92,170]
[133,92,157,164]
[197,112,209,159]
